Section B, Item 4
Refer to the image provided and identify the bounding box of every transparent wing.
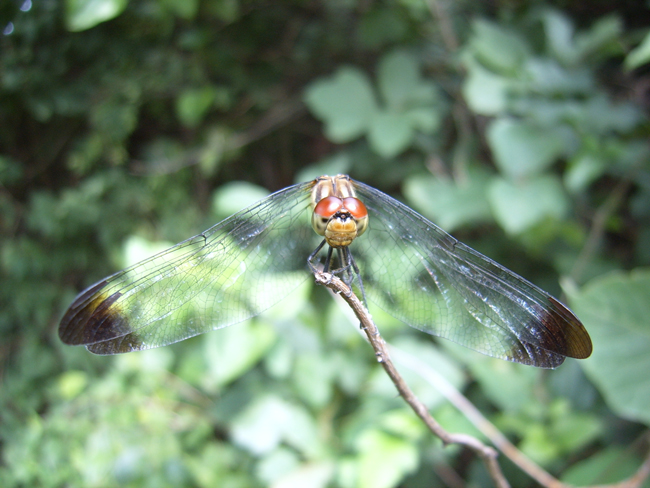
[59,181,320,354]
[352,180,592,368]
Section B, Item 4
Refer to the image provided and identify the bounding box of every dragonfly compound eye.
[342,197,368,237]
[312,196,344,236]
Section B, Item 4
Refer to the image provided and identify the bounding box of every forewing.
[352,180,592,368]
[59,181,319,354]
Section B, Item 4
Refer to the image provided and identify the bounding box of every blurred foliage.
[2,0,650,487]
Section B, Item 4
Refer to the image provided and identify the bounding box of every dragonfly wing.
[59,181,319,354]
[353,181,592,368]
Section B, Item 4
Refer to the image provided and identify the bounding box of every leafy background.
[2,0,650,487]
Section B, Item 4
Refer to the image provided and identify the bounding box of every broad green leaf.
[561,447,647,486]
[487,118,566,179]
[541,10,577,65]
[625,31,650,70]
[367,111,414,158]
[231,395,320,456]
[403,168,493,232]
[122,235,174,267]
[212,181,269,220]
[574,15,622,60]
[292,350,335,408]
[469,19,529,74]
[524,58,593,95]
[377,50,423,110]
[570,269,650,426]
[461,58,510,115]
[464,354,539,413]
[176,87,216,128]
[564,153,607,193]
[256,448,300,485]
[65,0,128,32]
[487,175,569,234]
[356,430,418,488]
[203,319,276,388]
[304,67,377,143]
[404,106,441,134]
[268,461,335,488]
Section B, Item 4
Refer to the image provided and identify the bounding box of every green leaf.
[304,67,377,143]
[487,118,566,180]
[231,395,320,456]
[625,31,650,70]
[377,50,427,110]
[367,111,414,158]
[561,447,646,486]
[176,87,216,128]
[403,168,493,232]
[65,0,128,32]
[269,462,335,488]
[404,107,440,134]
[159,0,199,19]
[212,181,269,220]
[469,19,529,74]
[461,57,510,115]
[467,355,540,413]
[487,175,569,234]
[541,10,577,65]
[570,269,650,426]
[574,15,622,60]
[564,152,607,193]
[203,320,276,388]
[356,430,418,488]
[122,235,173,267]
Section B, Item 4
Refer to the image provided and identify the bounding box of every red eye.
[314,196,343,218]
[342,197,368,220]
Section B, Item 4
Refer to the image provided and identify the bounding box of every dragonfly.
[59,174,592,368]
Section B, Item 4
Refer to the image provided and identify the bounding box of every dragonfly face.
[311,176,369,248]
[59,174,592,367]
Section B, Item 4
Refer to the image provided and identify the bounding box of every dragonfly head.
[311,195,368,248]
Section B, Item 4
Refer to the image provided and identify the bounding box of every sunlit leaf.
[487,118,566,179]
[561,447,646,486]
[487,175,569,234]
[571,269,650,426]
[367,111,414,158]
[403,167,493,232]
[304,67,377,143]
[231,395,320,456]
[356,429,418,488]
[203,319,276,388]
[65,0,128,32]
[469,19,529,74]
[625,30,650,70]
[462,58,510,115]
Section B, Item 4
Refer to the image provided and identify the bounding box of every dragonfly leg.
[342,248,369,308]
[307,239,327,273]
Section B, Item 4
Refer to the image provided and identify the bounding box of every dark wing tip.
[85,333,145,355]
[508,345,567,369]
[58,279,129,348]
[538,297,593,360]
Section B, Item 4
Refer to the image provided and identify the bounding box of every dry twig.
[314,271,650,488]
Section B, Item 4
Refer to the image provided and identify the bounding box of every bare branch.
[314,271,510,488]
[314,271,650,488]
